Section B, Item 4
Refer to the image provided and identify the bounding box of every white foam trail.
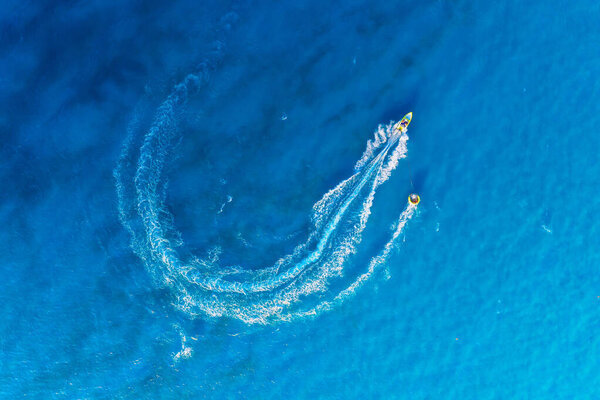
[172,324,193,363]
[354,124,390,172]
[287,203,417,319]
[115,73,417,324]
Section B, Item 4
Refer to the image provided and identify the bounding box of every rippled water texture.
[2,0,600,398]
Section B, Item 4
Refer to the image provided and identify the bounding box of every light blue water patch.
[1,0,600,398]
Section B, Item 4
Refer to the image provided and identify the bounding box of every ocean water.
[2,0,600,398]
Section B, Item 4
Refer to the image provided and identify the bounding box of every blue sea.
[2,0,600,398]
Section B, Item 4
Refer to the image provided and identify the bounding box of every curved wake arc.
[115,73,417,324]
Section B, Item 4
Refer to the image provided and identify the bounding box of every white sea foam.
[115,73,416,324]
[354,124,390,172]
[172,324,193,363]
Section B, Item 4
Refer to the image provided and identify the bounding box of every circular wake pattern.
[115,73,417,324]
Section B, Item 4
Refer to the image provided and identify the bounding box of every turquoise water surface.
[1,0,600,398]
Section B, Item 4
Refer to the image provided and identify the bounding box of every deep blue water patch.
[2,0,600,398]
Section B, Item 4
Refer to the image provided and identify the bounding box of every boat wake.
[114,72,417,324]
